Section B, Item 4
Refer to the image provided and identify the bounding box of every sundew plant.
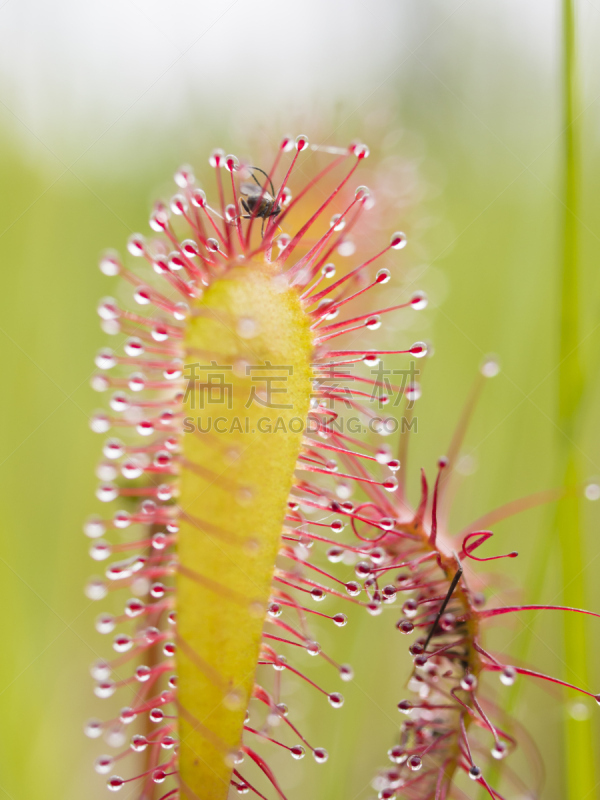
[84,125,599,800]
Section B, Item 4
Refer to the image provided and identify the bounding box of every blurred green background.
[0,2,599,798]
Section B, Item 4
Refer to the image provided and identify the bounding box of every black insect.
[238,166,282,236]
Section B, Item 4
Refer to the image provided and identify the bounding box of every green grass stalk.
[481,3,594,797]
[556,3,595,797]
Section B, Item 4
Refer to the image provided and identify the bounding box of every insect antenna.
[247,165,276,196]
[422,554,464,651]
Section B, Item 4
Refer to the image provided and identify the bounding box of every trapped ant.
[238,166,282,237]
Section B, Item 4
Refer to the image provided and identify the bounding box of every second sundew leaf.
[177,266,313,798]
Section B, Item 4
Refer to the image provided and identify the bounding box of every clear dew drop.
[91,374,110,392]
[460,674,478,692]
[276,233,291,251]
[410,342,428,358]
[376,268,391,284]
[135,665,152,683]
[90,540,111,561]
[120,708,136,725]
[469,766,482,780]
[127,234,145,256]
[94,680,116,699]
[128,372,146,392]
[107,776,125,792]
[84,719,103,739]
[99,251,122,276]
[113,634,133,654]
[440,612,456,632]
[237,316,259,339]
[397,699,413,714]
[585,483,600,501]
[333,613,348,627]
[396,618,415,635]
[367,601,382,616]
[328,692,344,709]
[96,483,118,503]
[382,585,397,603]
[366,315,381,330]
[390,231,407,250]
[327,547,344,563]
[101,318,120,335]
[296,134,309,151]
[84,517,106,539]
[90,660,111,681]
[113,510,131,529]
[272,655,287,672]
[151,324,169,342]
[353,142,370,159]
[95,349,117,371]
[500,666,517,686]
[126,598,145,618]
[375,446,392,465]
[407,755,422,771]
[173,302,190,321]
[224,154,240,173]
[223,690,245,710]
[149,208,168,232]
[137,420,154,437]
[175,164,195,188]
[491,742,508,760]
[129,733,148,753]
[106,727,126,749]
[97,297,119,321]
[290,745,305,760]
[95,755,113,775]
[306,641,321,656]
[402,599,418,618]
[340,664,354,682]
[90,413,111,435]
[411,291,428,310]
[337,239,356,258]
[387,745,406,764]
[98,448,120,471]
[85,579,108,601]
[122,460,143,480]
[133,286,152,306]
[313,747,328,764]
[480,355,501,378]
[103,438,124,460]
[405,382,421,402]
[152,769,167,784]
[190,188,206,209]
